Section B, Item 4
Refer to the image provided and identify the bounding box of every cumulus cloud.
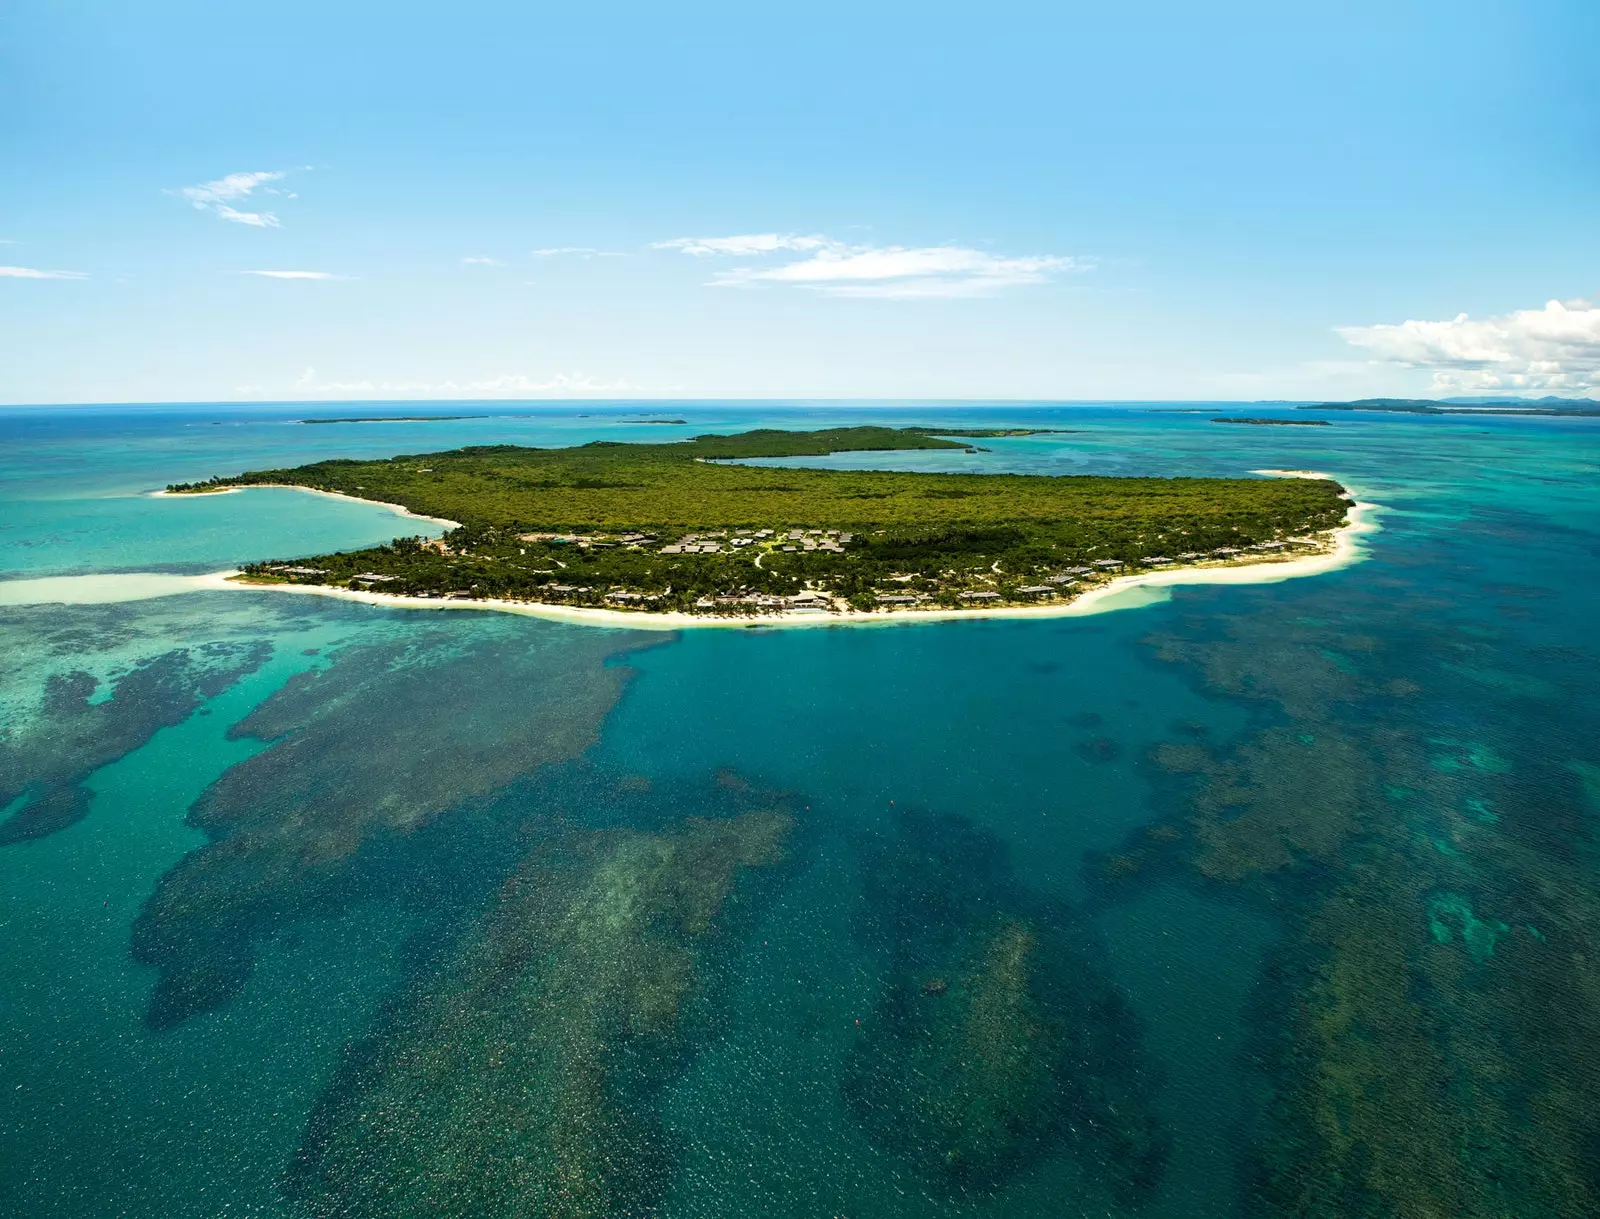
[0,265,87,279]
[461,256,505,265]
[1338,298,1600,394]
[239,269,342,280]
[177,170,299,227]
[654,232,1084,298]
[291,368,635,396]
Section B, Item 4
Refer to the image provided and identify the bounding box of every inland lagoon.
[2,402,1598,1217]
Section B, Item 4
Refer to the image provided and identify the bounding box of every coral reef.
[1127,583,1600,1216]
[131,626,652,1027]
[844,808,1167,1202]
[0,642,271,844]
[290,811,791,1218]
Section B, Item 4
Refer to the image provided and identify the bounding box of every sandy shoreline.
[150,484,460,530]
[2,470,1377,627]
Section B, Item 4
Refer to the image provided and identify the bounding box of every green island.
[1211,417,1332,427]
[167,425,1350,617]
[1302,397,1600,417]
[300,415,489,424]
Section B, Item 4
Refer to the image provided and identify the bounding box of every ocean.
[2,401,1597,1217]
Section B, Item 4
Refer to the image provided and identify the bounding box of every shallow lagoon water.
[2,402,1598,1217]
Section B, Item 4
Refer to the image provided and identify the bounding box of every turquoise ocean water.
[2,402,1598,1217]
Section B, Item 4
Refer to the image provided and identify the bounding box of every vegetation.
[169,426,1349,614]
[1211,416,1332,426]
[1304,398,1600,417]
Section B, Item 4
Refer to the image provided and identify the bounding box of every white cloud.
[0,265,87,280]
[462,256,505,265]
[722,246,1081,298]
[652,233,838,257]
[1338,298,1600,394]
[177,170,298,227]
[653,231,1084,298]
[239,269,342,280]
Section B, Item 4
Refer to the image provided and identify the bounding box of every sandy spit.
[149,485,460,530]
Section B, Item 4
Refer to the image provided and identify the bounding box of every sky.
[2,0,1597,404]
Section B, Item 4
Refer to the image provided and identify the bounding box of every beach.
[151,484,461,530]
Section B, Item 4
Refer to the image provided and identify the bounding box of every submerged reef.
[0,641,271,844]
[290,810,792,1218]
[844,807,1167,1203]
[1115,575,1600,1216]
[131,625,652,1027]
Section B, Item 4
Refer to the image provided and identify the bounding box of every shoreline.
[20,470,1377,628]
[149,484,460,530]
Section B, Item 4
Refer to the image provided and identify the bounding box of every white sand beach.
[151,485,460,530]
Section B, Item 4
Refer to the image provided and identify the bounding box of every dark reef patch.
[1074,735,1123,763]
[130,626,656,1028]
[0,642,272,844]
[289,809,793,1219]
[843,807,1168,1204]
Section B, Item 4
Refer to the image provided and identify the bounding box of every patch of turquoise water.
[1462,796,1500,824]
[596,607,1249,901]
[1428,737,1512,774]
[1427,894,1510,963]
[0,487,449,577]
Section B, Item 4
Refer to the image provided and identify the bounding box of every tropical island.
[1301,397,1600,417]
[166,426,1352,619]
[300,415,489,424]
[1211,417,1332,427]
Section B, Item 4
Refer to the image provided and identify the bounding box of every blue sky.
[2,0,1596,403]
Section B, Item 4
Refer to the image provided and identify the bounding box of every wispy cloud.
[461,256,505,265]
[291,368,635,396]
[177,169,300,227]
[651,233,836,257]
[0,265,87,280]
[239,269,342,280]
[1338,298,1600,394]
[654,232,1085,298]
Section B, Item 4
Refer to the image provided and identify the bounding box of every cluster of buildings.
[659,527,855,556]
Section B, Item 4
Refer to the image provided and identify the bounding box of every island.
[1301,398,1600,417]
[300,415,489,424]
[165,426,1352,619]
[1211,417,1332,427]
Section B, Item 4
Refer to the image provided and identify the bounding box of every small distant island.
[166,426,1351,619]
[300,415,488,425]
[1211,417,1332,427]
[1302,397,1600,417]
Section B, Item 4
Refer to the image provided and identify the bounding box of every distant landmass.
[1301,398,1600,417]
[300,415,489,424]
[1211,417,1331,427]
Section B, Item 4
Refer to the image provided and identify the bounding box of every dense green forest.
[170,426,1349,614]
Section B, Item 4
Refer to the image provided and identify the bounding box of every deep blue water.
[2,402,1598,1217]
